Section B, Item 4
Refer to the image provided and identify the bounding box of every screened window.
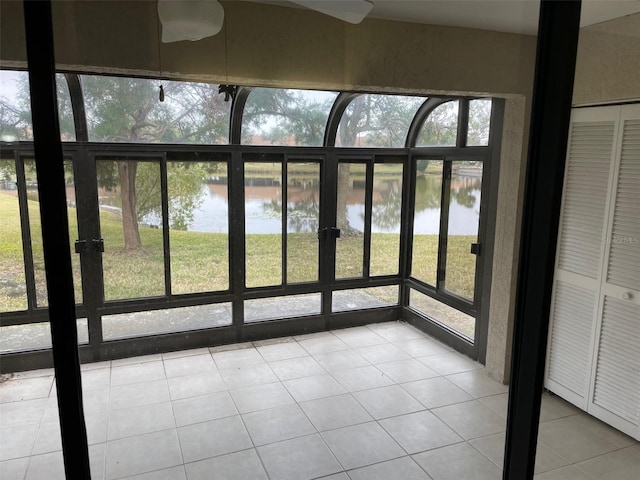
[0,158,26,312]
[335,94,424,148]
[416,100,459,147]
[467,99,492,146]
[0,71,76,142]
[82,75,230,144]
[56,74,76,141]
[0,70,32,141]
[241,88,337,146]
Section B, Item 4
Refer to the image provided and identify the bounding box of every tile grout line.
[160,353,186,479]
[4,322,638,479]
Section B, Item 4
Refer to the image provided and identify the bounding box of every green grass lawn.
[0,192,83,311]
[1,192,476,314]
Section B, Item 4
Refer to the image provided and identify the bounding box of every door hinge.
[74,239,86,254]
[74,239,104,253]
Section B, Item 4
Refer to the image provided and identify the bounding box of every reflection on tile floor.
[1,321,638,479]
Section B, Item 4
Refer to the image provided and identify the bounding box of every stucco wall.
[1,0,536,96]
[573,13,640,105]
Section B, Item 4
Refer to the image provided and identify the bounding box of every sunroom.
[0,1,638,479]
[0,74,496,366]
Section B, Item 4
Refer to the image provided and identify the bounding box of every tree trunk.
[336,163,350,232]
[336,163,360,236]
[118,161,141,250]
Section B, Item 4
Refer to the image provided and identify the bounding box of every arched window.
[81,75,230,144]
[335,94,423,147]
[416,100,459,147]
[241,87,337,146]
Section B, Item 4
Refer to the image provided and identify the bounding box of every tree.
[0,71,31,142]
[371,177,403,231]
[243,91,432,236]
[337,94,423,148]
[81,76,229,249]
[414,173,443,213]
[450,176,481,209]
[467,99,492,145]
[416,100,458,146]
[335,95,423,235]
[242,88,335,146]
[3,73,230,249]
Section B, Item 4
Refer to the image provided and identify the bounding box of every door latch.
[74,239,104,253]
[92,238,105,252]
[317,227,341,240]
[470,243,481,255]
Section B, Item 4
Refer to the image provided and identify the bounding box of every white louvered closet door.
[545,107,619,409]
[588,104,640,439]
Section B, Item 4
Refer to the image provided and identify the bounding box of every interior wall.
[0,0,537,382]
[1,0,537,96]
[485,96,528,383]
[573,12,640,105]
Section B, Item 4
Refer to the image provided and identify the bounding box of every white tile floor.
[1,321,638,479]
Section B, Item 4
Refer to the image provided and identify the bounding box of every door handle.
[470,243,481,255]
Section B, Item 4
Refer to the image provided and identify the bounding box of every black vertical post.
[504,1,581,479]
[230,151,246,340]
[436,160,452,292]
[22,1,91,478]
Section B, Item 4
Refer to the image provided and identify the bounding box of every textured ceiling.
[256,0,640,34]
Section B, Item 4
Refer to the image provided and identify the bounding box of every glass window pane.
[0,159,27,312]
[445,161,482,301]
[56,74,76,141]
[416,100,459,147]
[244,293,321,322]
[412,160,443,286]
[0,71,76,141]
[242,88,337,146]
[409,288,475,339]
[65,161,82,304]
[336,94,424,147]
[245,162,282,287]
[370,163,403,276]
[82,75,230,144]
[335,163,365,279]
[97,159,165,300]
[0,70,32,141]
[0,319,88,353]
[23,160,46,306]
[23,159,81,307]
[102,303,231,340]
[287,162,320,284]
[332,286,398,312]
[467,99,492,146]
[168,160,229,294]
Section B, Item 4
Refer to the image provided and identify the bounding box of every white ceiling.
[259,0,640,35]
[368,0,640,35]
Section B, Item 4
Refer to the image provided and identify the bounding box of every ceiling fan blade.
[157,0,224,43]
[289,0,374,24]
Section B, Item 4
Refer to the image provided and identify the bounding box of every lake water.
[181,173,481,235]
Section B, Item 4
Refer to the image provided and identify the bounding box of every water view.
[164,171,481,235]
